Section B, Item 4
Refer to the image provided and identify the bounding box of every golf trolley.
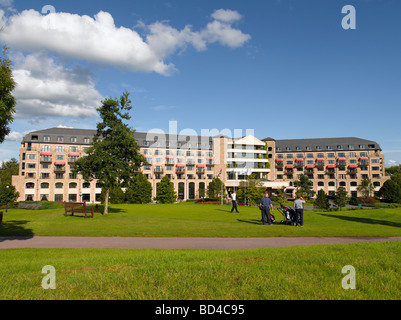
[277,205,298,226]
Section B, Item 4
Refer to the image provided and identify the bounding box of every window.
[286,147,292,151]
[349,152,356,158]
[350,182,357,187]
[371,159,379,164]
[69,146,78,152]
[296,146,302,151]
[348,145,355,150]
[55,194,63,201]
[82,182,91,188]
[359,145,365,149]
[40,183,49,189]
[318,182,324,186]
[337,145,343,150]
[28,154,36,160]
[31,135,39,141]
[338,153,345,158]
[316,146,322,150]
[71,137,77,143]
[339,182,346,187]
[328,153,335,158]
[83,137,90,144]
[328,182,335,187]
[307,153,314,158]
[55,146,65,152]
[25,183,35,189]
[43,136,51,142]
[56,155,65,160]
[287,154,293,159]
[57,136,64,142]
[27,163,36,169]
[41,173,50,179]
[69,183,77,188]
[55,183,63,189]
[42,145,51,152]
[327,146,333,150]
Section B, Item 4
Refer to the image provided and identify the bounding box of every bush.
[349,197,362,206]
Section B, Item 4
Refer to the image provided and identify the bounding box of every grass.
[0,241,400,300]
[1,202,401,238]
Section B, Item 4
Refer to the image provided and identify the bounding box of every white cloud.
[5,130,32,142]
[0,9,251,76]
[11,52,103,119]
[211,9,243,23]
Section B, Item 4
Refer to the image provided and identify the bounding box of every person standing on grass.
[230,190,239,213]
[259,193,273,225]
[293,195,305,226]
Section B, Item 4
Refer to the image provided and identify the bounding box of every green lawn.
[1,202,401,237]
[1,202,401,300]
[0,242,400,300]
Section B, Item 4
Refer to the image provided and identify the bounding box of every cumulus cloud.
[11,52,103,119]
[0,8,251,76]
[5,130,32,142]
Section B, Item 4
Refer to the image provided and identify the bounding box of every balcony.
[154,167,164,174]
[54,166,65,172]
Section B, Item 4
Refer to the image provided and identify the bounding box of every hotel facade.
[12,127,389,203]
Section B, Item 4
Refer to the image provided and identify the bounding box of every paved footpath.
[1,236,401,249]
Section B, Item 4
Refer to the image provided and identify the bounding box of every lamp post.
[5,185,9,213]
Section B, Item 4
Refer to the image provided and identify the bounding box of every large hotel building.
[12,127,389,203]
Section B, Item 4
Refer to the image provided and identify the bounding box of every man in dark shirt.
[259,193,274,225]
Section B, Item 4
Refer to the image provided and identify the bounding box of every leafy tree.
[155,176,176,204]
[207,177,226,201]
[125,172,152,204]
[378,180,401,203]
[237,174,266,205]
[73,91,145,215]
[0,47,17,144]
[0,158,19,186]
[99,185,125,204]
[0,184,19,206]
[315,189,330,210]
[275,186,286,207]
[385,165,401,176]
[357,178,374,198]
[333,186,348,211]
[294,174,315,199]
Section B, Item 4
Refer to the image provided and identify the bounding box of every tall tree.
[315,189,330,210]
[378,180,401,203]
[125,172,153,204]
[207,177,226,201]
[334,186,348,211]
[155,176,176,204]
[294,174,315,199]
[0,47,17,143]
[73,91,145,215]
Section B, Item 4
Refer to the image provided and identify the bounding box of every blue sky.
[0,0,400,166]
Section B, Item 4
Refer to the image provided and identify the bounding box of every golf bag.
[277,206,298,226]
[259,206,275,224]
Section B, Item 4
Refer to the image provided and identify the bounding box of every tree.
[237,174,266,206]
[125,172,153,204]
[315,189,330,210]
[333,186,348,211]
[294,174,315,199]
[0,158,19,186]
[73,91,145,215]
[378,180,401,203]
[207,177,226,201]
[155,176,176,204]
[357,178,374,198]
[385,164,401,176]
[0,47,17,144]
[0,184,19,206]
[99,185,125,204]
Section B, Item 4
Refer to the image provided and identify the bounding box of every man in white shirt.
[230,191,239,213]
[293,195,305,226]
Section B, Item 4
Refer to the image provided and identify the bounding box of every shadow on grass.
[0,220,34,239]
[319,213,401,228]
[237,219,263,225]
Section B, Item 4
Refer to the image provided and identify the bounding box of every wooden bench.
[64,202,94,218]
